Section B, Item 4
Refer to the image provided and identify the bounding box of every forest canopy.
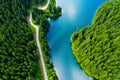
[0,0,62,79]
[71,0,120,80]
[32,0,61,79]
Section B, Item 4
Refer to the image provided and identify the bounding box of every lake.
[46,0,106,80]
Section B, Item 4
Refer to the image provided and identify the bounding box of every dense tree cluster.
[46,0,62,20]
[71,0,120,80]
[0,0,61,79]
[32,0,62,79]
[0,0,48,79]
[35,0,47,6]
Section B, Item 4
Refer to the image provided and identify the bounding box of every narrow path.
[38,0,50,10]
[28,0,50,80]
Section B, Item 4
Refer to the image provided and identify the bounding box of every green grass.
[35,61,43,80]
[29,24,35,33]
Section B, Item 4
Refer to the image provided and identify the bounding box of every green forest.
[0,0,61,80]
[32,0,61,80]
[71,0,120,80]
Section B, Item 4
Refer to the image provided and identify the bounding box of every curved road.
[38,0,50,10]
[28,0,49,80]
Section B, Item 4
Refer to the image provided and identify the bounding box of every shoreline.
[28,0,61,79]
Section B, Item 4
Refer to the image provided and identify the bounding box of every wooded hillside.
[71,0,120,80]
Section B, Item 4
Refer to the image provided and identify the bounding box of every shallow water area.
[47,0,106,80]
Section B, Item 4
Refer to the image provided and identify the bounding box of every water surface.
[47,0,106,80]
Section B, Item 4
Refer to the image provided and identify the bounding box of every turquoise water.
[47,0,106,80]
